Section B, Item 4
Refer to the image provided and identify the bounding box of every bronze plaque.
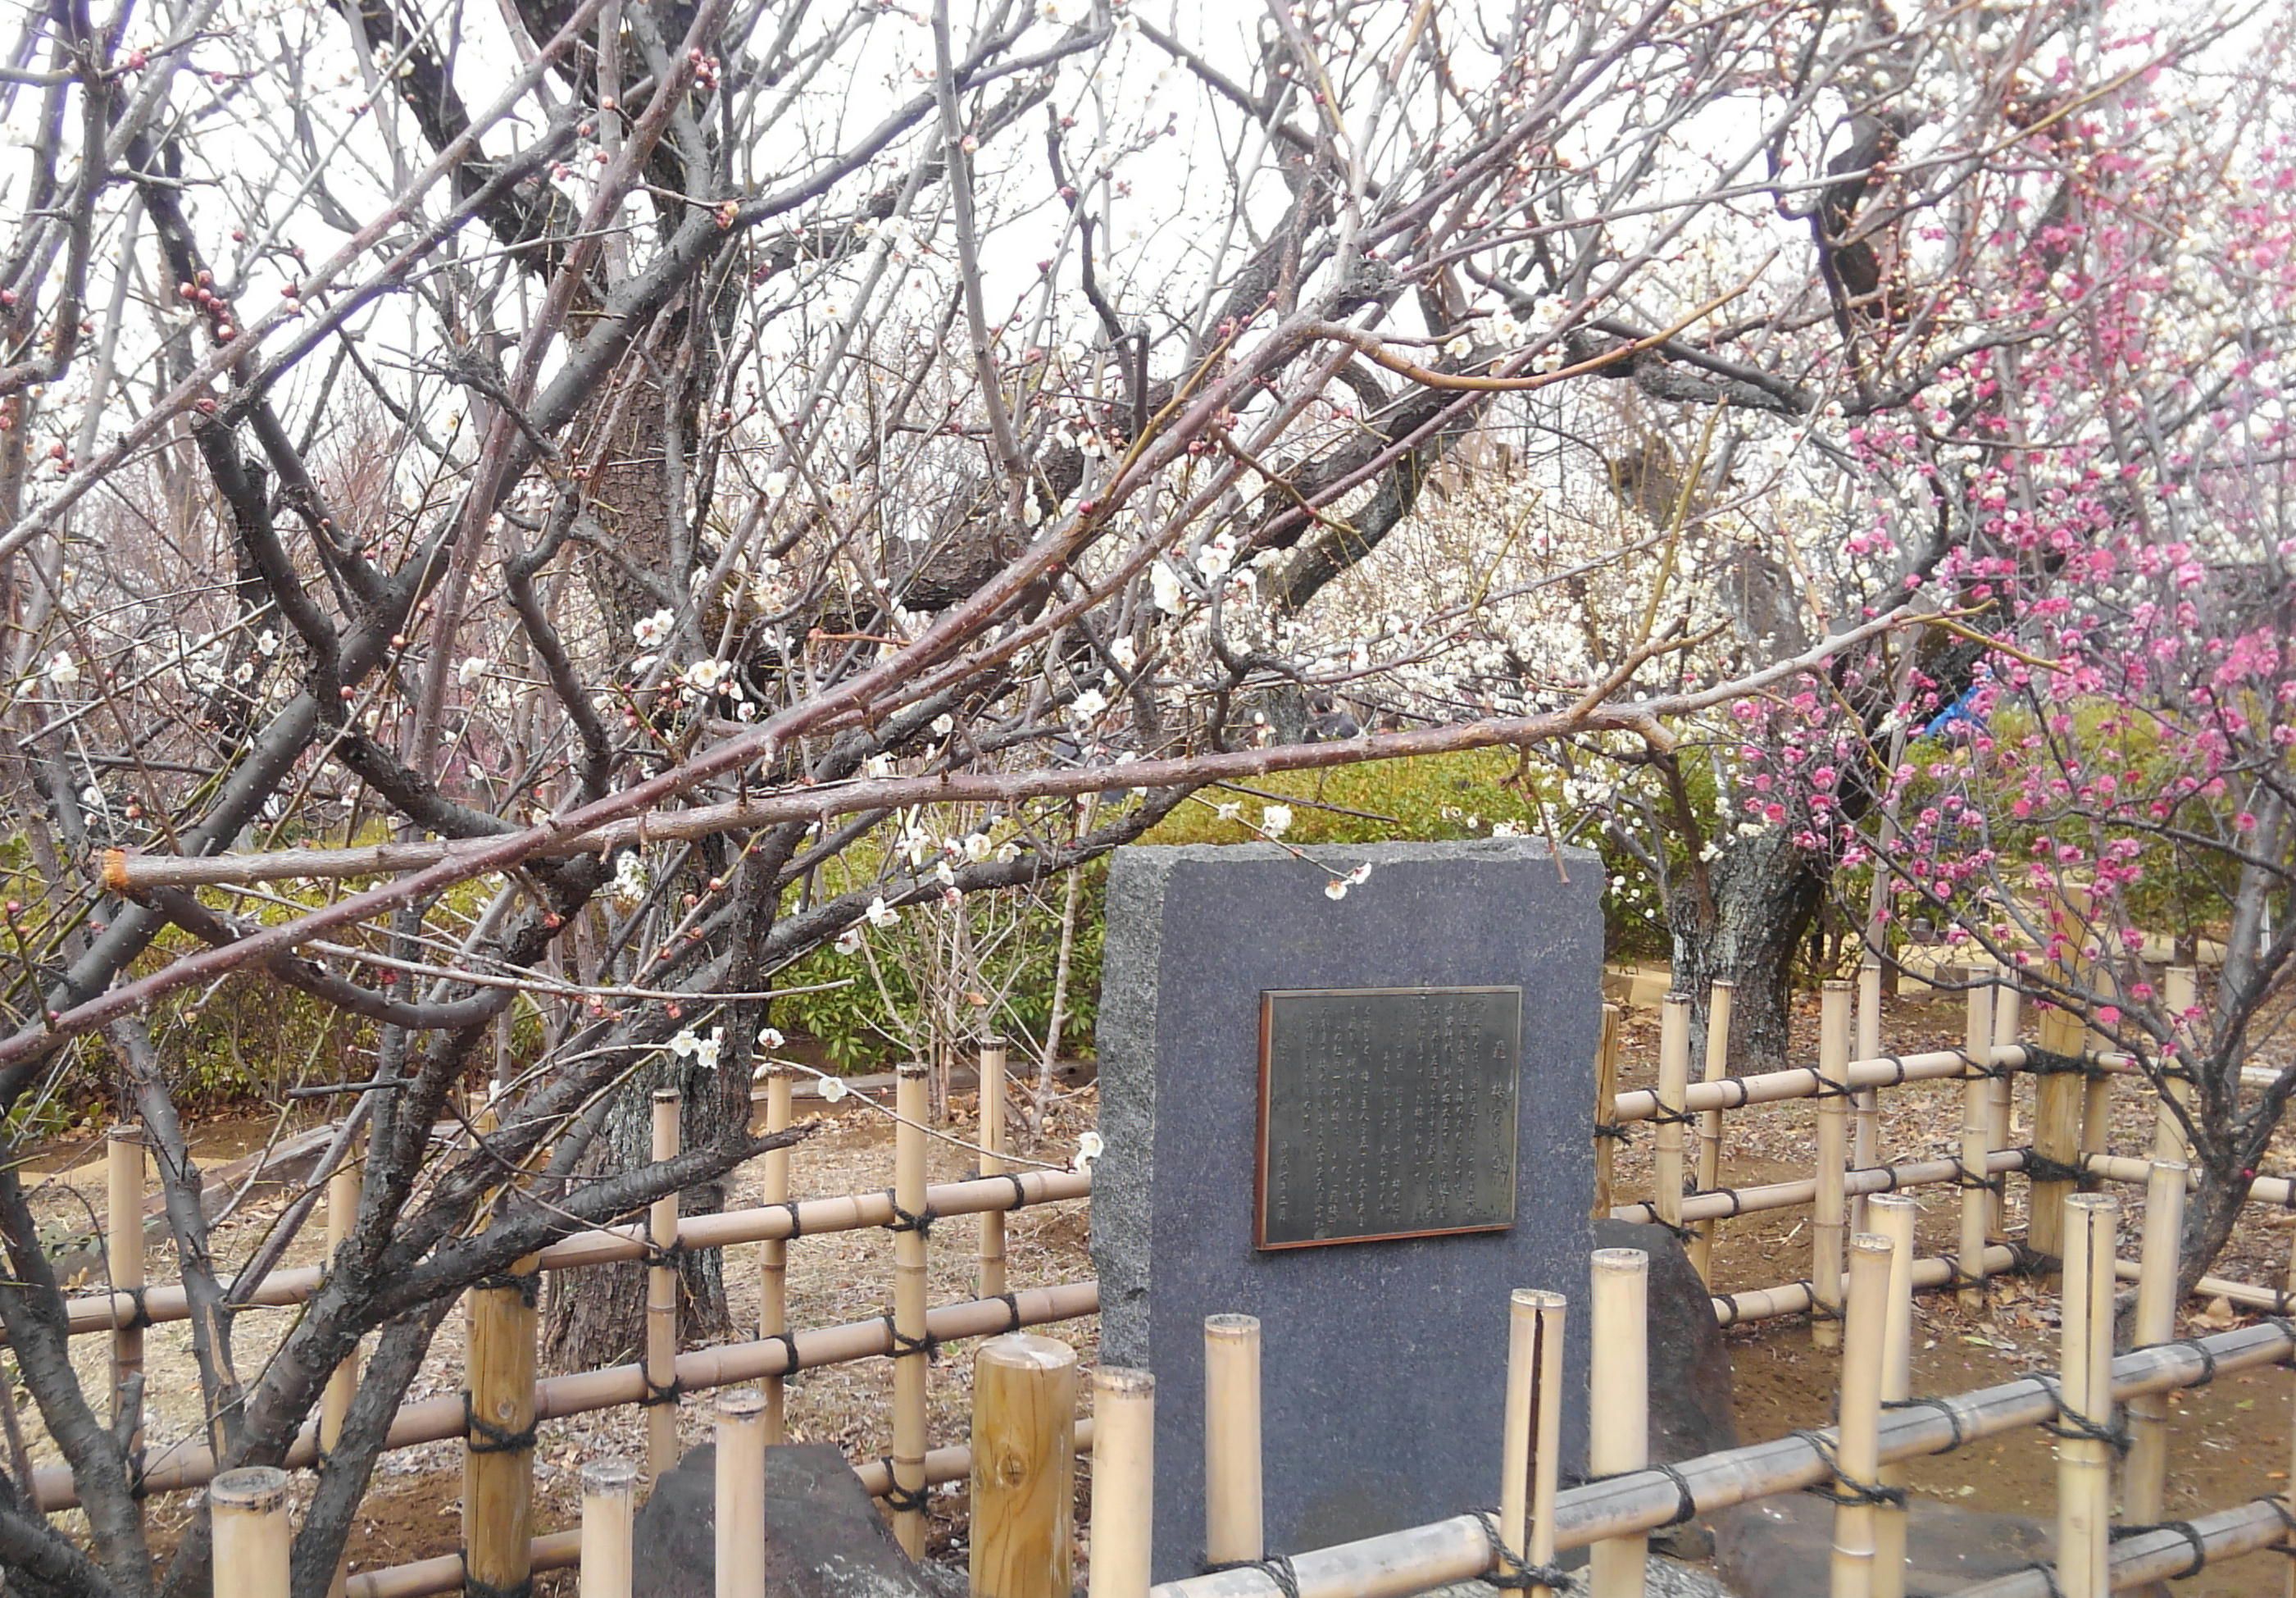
[1254,986,1521,1250]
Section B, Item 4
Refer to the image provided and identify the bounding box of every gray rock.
[1091,840,1605,1580]
[632,1442,940,1598]
[1424,1553,1743,1598]
[1714,1493,2053,1597]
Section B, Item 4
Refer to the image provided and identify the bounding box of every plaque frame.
[1253,984,1522,1250]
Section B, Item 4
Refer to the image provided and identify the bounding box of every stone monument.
[1090,838,1603,1579]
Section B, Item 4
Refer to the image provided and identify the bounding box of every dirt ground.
[15,989,2296,1595]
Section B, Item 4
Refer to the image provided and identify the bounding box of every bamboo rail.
[1609,1044,2030,1123]
[1953,1496,2296,1596]
[32,1282,1100,1509]
[39,1169,1093,1340]
[1148,1320,2296,1598]
[1610,1149,2032,1227]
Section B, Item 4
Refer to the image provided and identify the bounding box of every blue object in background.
[1924,685,1985,738]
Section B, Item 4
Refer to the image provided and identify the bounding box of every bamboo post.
[891,1062,933,1558]
[322,1157,363,1598]
[1692,982,1733,1282]
[1499,1289,1567,1598]
[463,1256,539,1598]
[1203,1313,1263,1568]
[2123,1159,2187,1529]
[1830,1235,1894,1598]
[2057,1194,2120,1598]
[1958,984,1995,1309]
[758,1063,793,1445]
[1851,963,1882,1236]
[1591,1003,1621,1222]
[2080,963,2117,1171]
[1089,1368,1155,1598]
[2153,967,2198,1167]
[2030,984,2085,1261]
[1588,1249,1650,1598]
[107,1126,145,1441]
[980,1036,1010,1298]
[968,1334,1078,1598]
[580,1458,639,1598]
[211,1466,292,1598]
[1656,994,1691,1264]
[1866,1195,1917,1598]
[1814,981,1852,1350]
[715,1388,767,1598]
[1988,977,2019,1243]
[645,1088,684,1483]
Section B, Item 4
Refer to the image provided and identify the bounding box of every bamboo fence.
[36,958,2296,1598]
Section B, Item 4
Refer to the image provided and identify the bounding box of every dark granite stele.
[1089,839,1604,1580]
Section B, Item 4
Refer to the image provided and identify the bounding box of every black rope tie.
[884,1315,940,1362]
[2026,1373,2130,1455]
[1935,1251,1989,1294]
[1471,1510,1571,1591]
[1581,1461,1699,1527]
[885,1191,937,1236]
[111,1284,153,1332]
[2168,1335,2221,1388]
[2112,1518,2208,1579]
[1203,1555,1302,1598]
[2012,1559,2066,1596]
[1593,1121,1634,1147]
[994,1292,1025,1334]
[640,1239,687,1272]
[463,1393,540,1453]
[765,1332,803,1377]
[474,1269,542,1307]
[2020,1147,2090,1186]
[878,1462,931,1515]
[779,1200,805,1240]
[976,1172,1029,1209]
[2266,1495,2296,1555]
[1811,1075,1856,1102]
[1874,1054,1911,1088]
[1883,1395,1968,1453]
[1791,1429,1907,1509]
[1645,1105,1698,1127]
[460,1561,535,1598]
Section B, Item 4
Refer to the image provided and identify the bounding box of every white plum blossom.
[1491,821,1524,838]
[962,833,992,863]
[930,712,955,736]
[1215,801,1241,822]
[611,852,650,904]
[633,608,675,649]
[1069,687,1108,723]
[1325,878,1349,900]
[684,658,732,693]
[256,630,281,657]
[45,652,80,687]
[1109,636,1138,671]
[1260,804,1293,838]
[818,1074,851,1103]
[1149,560,1184,615]
[757,1027,786,1050]
[866,895,900,927]
[457,656,489,685]
[1071,1131,1103,1172]
[834,925,866,955]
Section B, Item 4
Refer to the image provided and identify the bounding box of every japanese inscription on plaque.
[1254,986,1522,1249]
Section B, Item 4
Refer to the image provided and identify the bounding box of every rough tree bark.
[1666,827,1826,1073]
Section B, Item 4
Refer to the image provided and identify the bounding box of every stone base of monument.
[1713,1494,2054,1596]
[630,1442,960,1598]
[1425,1554,1739,1598]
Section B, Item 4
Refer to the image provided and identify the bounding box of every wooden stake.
[464,1259,539,1598]
[969,1334,1078,1598]
[580,1458,638,1598]
[1203,1313,1263,1567]
[106,1126,145,1442]
[1089,1368,1155,1598]
[980,1036,1010,1298]
[1591,1004,1621,1222]
[758,1064,793,1445]
[322,1156,363,1598]
[891,1063,932,1558]
[1588,1249,1650,1598]
[647,1087,683,1483]
[1656,994,1691,1268]
[1866,1195,1917,1598]
[1693,982,1733,1282]
[2153,967,2198,1167]
[2030,990,2085,1262]
[1814,981,1852,1350]
[715,1388,768,1598]
[1830,1235,1893,1598]
[1500,1290,1567,1598]
[1958,984,1994,1309]
[1851,963,1882,1237]
[211,1466,291,1598]
[2123,1159,2186,1529]
[2056,1194,2120,1598]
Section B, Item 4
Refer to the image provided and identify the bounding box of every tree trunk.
[1666,829,1825,1074]
[542,1053,745,1373]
